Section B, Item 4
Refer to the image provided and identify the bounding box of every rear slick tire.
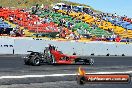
[24,59,30,65]
[24,57,30,65]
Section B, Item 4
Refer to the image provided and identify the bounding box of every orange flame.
[78,66,86,76]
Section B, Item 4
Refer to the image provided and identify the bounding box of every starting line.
[0,71,132,79]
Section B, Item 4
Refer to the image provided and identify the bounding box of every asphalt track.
[0,55,132,88]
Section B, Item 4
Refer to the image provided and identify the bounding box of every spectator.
[45,17,50,23]
[126,37,129,44]
[108,28,113,33]
[0,17,4,21]
[62,19,66,26]
[59,19,63,26]
[77,28,81,34]
[115,35,121,42]
[69,32,75,39]
[84,29,87,34]
[10,30,15,36]
[76,34,81,40]
[67,21,71,30]
[59,30,66,39]
[102,35,105,39]
[9,16,13,23]
[111,33,117,41]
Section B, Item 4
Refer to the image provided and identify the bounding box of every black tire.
[24,58,30,65]
[30,55,41,66]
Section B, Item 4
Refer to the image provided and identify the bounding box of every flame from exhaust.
[78,66,86,76]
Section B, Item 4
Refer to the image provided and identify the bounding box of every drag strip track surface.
[0,55,132,88]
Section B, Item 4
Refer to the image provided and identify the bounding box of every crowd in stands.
[0,7,59,37]
[0,17,13,36]
[39,7,120,41]
[0,3,131,43]
[0,17,25,37]
[54,3,132,42]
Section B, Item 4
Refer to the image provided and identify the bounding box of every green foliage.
[0,0,92,9]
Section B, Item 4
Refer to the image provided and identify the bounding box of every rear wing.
[27,51,33,52]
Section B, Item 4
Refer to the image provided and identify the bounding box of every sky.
[68,0,132,18]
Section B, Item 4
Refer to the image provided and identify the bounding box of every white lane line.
[0,71,132,79]
[0,74,76,79]
[91,71,132,74]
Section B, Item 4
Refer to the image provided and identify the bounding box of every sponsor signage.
[77,67,131,84]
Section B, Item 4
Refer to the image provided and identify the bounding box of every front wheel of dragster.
[89,58,94,65]
[30,55,41,66]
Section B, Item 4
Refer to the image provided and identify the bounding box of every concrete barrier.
[0,38,14,54]
[0,37,132,56]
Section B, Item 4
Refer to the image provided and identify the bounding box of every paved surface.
[0,55,132,88]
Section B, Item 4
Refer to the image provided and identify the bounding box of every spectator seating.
[56,8,132,38]
[102,16,132,30]
[0,19,12,35]
[0,21,10,28]
[0,6,131,39]
[122,17,132,24]
[53,10,112,37]
[0,8,59,37]
[38,10,113,38]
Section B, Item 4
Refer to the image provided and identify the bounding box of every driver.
[48,44,56,50]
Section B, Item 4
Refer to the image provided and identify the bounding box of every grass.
[0,0,92,9]
[0,0,100,14]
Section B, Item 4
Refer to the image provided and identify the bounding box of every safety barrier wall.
[0,38,132,56]
[0,38,14,54]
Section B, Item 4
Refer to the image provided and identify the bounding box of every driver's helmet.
[48,44,55,50]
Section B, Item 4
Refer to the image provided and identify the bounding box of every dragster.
[24,45,94,66]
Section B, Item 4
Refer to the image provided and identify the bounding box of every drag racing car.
[24,45,94,66]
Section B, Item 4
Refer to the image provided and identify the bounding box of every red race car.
[24,45,94,66]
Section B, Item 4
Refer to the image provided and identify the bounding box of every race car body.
[24,45,94,66]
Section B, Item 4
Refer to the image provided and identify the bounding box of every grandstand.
[0,7,60,37]
[0,17,13,35]
[54,3,132,39]
[0,1,131,42]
